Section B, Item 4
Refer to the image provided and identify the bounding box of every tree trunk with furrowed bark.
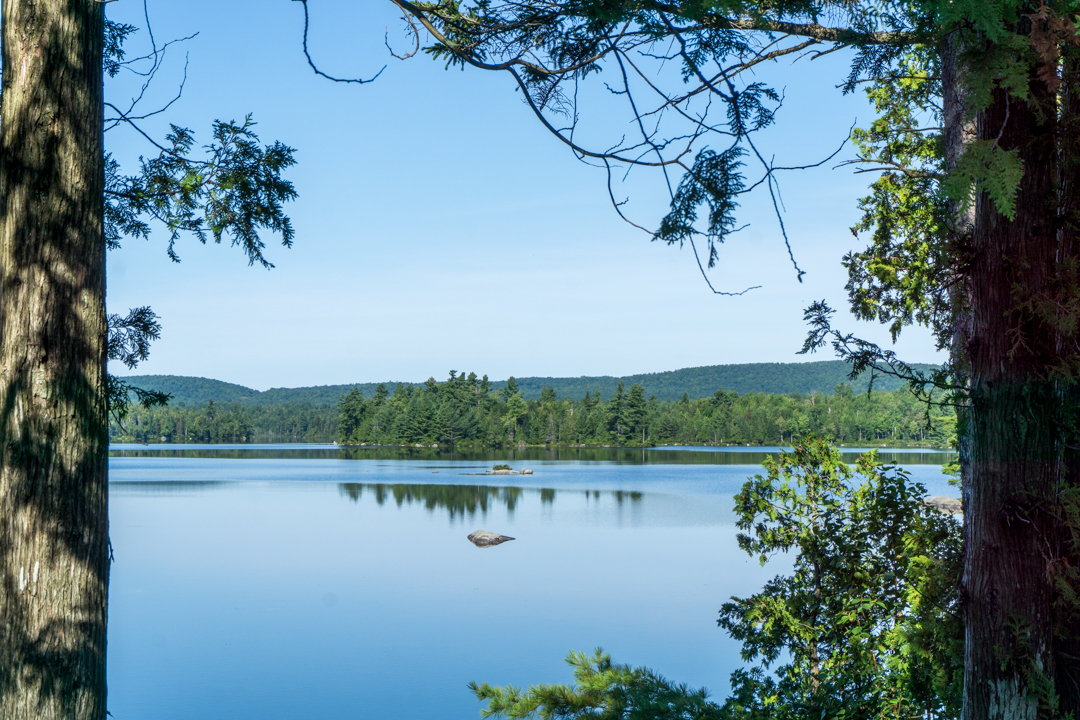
[961,46,1080,719]
[1052,44,1080,720]
[0,0,108,718]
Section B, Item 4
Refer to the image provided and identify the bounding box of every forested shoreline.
[111,370,954,447]
[109,400,336,443]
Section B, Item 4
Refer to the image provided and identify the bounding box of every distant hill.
[498,361,939,401]
[257,383,403,405]
[118,361,938,407]
[119,376,421,407]
[120,375,263,405]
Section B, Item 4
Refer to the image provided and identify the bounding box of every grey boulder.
[468,530,515,548]
[924,496,962,515]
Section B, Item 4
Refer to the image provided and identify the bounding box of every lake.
[106,445,957,720]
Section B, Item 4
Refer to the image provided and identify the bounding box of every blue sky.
[104,0,943,391]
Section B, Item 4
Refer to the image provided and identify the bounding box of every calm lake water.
[106,445,957,720]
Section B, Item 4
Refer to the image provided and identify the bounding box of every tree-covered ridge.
[336,372,954,448]
[498,361,939,400]
[115,360,940,407]
[115,374,405,406]
[116,375,263,405]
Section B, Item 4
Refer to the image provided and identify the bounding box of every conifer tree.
[609,381,628,439]
[373,383,389,406]
[349,2,1080,713]
[625,384,647,441]
[1,3,297,715]
[337,388,366,443]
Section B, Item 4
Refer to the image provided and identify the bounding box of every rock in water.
[924,496,963,515]
[468,530,515,548]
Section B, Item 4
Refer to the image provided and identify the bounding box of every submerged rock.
[467,530,515,548]
[924,496,962,515]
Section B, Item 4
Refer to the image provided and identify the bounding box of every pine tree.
[504,393,527,443]
[372,383,389,406]
[337,388,366,443]
[609,381,627,440]
[625,383,647,442]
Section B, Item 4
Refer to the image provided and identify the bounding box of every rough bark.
[0,0,108,719]
[940,27,974,531]
[1052,43,1080,720]
[962,70,1062,720]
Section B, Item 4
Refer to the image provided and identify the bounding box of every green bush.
[471,438,963,720]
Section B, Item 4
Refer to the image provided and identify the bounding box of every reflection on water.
[105,445,957,720]
[340,483,524,518]
[108,473,750,720]
[338,483,642,520]
[110,443,956,466]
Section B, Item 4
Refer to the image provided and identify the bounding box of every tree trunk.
[941,40,974,523]
[962,66,1063,719]
[0,0,108,718]
[1051,42,1080,720]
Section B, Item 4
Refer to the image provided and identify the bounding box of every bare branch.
[385,11,420,60]
[294,0,386,83]
[688,236,762,296]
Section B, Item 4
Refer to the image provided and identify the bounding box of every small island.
[465,464,534,476]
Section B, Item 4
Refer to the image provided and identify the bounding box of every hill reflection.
[338,483,642,519]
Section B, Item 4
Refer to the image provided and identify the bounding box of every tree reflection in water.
[338,483,641,520]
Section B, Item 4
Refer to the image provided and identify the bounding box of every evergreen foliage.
[108,373,954,447]
[102,20,298,423]
[471,649,724,720]
[324,373,950,448]
[109,400,336,443]
[719,439,962,719]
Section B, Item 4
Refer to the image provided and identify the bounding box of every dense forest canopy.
[109,400,336,444]
[117,360,939,406]
[334,373,953,448]
[111,370,953,448]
